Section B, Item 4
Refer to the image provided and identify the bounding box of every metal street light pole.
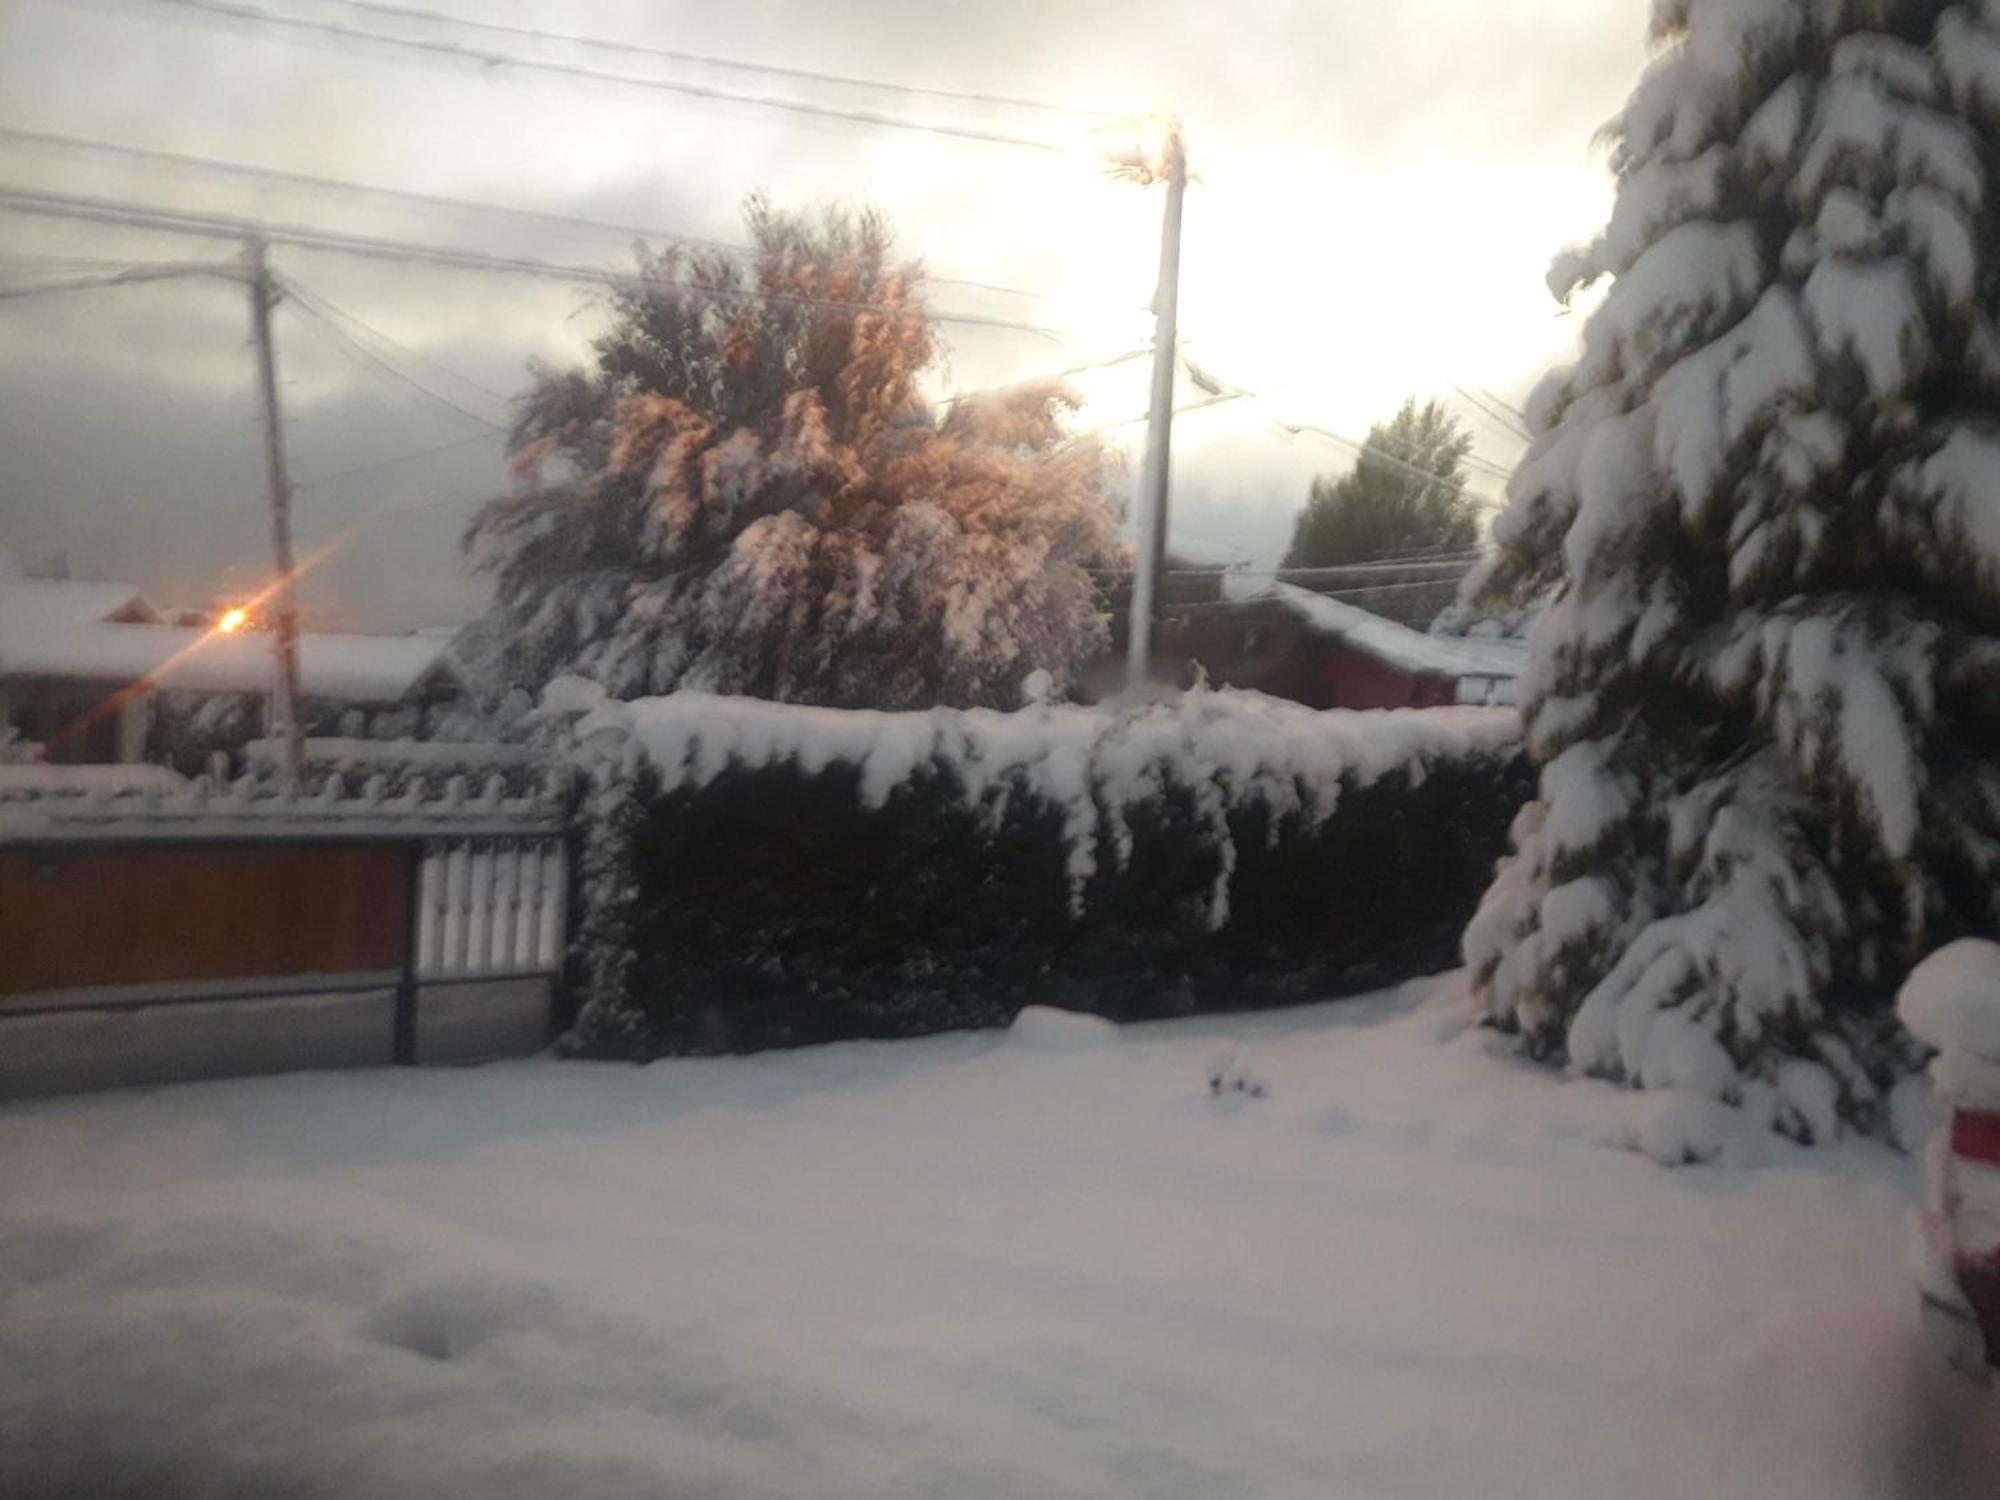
[1126,121,1187,693]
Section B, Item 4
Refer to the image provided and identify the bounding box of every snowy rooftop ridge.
[0,575,160,634]
[0,575,465,704]
[560,681,1522,926]
[1220,577,1530,686]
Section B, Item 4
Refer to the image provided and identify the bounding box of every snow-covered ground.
[2,977,1993,1499]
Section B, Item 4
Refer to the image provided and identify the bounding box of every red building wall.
[1312,641,1455,710]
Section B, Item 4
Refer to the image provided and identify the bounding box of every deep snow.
[1,977,1994,1499]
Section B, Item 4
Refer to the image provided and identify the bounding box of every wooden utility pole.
[243,235,307,783]
[1126,122,1187,693]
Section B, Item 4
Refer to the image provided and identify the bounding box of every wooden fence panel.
[0,843,411,998]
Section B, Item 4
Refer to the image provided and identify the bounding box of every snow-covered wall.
[551,685,1530,1054]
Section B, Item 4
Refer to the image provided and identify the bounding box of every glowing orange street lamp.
[217,607,249,634]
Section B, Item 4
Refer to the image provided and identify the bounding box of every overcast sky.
[0,0,1651,630]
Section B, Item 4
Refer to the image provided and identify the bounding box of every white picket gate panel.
[417,836,567,978]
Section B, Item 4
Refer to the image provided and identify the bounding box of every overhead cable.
[0,183,1081,345]
[99,0,1076,153]
[312,0,1116,123]
[0,124,1054,303]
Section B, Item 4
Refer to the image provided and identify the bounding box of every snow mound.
[1898,938,2000,1060]
[1008,1005,1119,1050]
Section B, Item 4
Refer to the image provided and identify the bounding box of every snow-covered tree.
[1282,399,1478,570]
[467,199,1125,711]
[1463,0,2000,1140]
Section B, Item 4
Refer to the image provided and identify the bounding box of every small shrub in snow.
[1462,0,2000,1136]
[1206,1054,1270,1100]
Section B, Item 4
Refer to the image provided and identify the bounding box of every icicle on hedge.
[1463,0,2000,1142]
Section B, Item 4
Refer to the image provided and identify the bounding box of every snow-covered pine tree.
[466,199,1126,711]
[1463,0,2000,1141]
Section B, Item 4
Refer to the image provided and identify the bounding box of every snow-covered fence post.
[1899,940,2000,1381]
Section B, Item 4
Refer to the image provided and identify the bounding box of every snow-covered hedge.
[550,685,1530,1054]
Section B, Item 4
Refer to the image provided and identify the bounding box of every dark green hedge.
[562,743,1532,1057]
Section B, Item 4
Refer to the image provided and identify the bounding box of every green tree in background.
[1281,399,1477,569]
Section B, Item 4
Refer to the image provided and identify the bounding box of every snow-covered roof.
[1225,578,1529,685]
[0,576,161,636]
[0,577,465,704]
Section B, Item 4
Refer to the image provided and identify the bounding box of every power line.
[1285,418,1502,508]
[301,349,1157,491]
[1181,350,1514,493]
[95,0,1077,153]
[1452,384,1531,444]
[277,273,508,430]
[1335,540,1484,565]
[1088,390,1244,432]
[288,483,507,568]
[299,348,1154,484]
[1118,576,1477,614]
[0,259,233,299]
[0,248,210,270]
[0,183,1082,344]
[1090,555,1479,581]
[936,347,1152,410]
[1185,361,1505,511]
[310,0,1115,124]
[0,124,1054,304]
[278,269,511,409]
[294,426,506,488]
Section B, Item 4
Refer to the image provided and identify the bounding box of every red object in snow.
[1899,940,2000,1380]
[1952,1108,2000,1166]
[1953,1109,2000,1363]
[1922,1105,2000,1378]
